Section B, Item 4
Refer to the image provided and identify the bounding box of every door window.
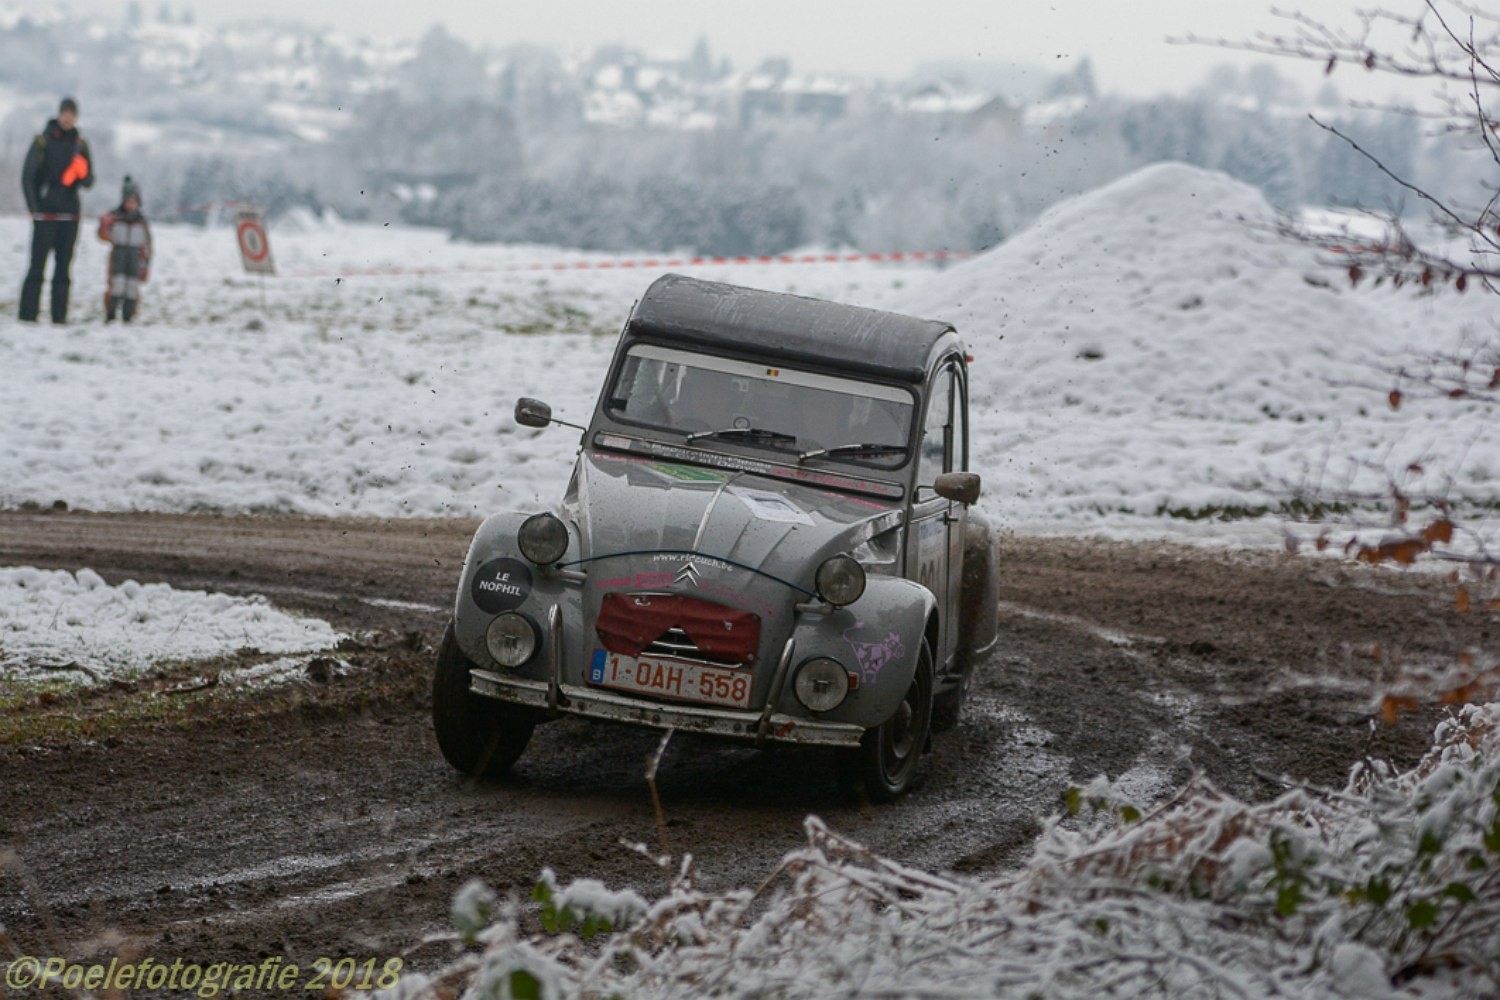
[919,369,953,485]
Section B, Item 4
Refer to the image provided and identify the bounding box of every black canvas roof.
[625,273,957,384]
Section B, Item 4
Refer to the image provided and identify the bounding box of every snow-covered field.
[3,164,1497,998]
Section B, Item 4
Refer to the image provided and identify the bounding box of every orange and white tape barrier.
[287,249,974,280]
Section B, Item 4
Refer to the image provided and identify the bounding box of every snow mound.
[894,163,1499,538]
[897,162,1358,423]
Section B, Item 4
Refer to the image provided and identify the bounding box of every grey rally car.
[433,273,999,800]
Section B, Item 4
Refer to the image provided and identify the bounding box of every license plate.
[589,649,753,709]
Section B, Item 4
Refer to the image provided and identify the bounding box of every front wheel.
[432,621,536,778]
[843,639,934,803]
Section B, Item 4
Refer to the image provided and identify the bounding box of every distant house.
[737,69,853,126]
[969,95,1023,139]
[584,88,646,127]
[891,82,1021,139]
[583,51,727,129]
[790,76,853,120]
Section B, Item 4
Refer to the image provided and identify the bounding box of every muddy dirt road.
[0,510,1485,980]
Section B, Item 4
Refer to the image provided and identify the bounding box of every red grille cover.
[596,592,761,664]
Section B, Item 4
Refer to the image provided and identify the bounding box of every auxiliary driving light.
[815,554,866,607]
[517,512,569,565]
[486,613,539,668]
[793,657,851,713]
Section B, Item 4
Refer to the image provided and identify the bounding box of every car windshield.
[605,344,914,467]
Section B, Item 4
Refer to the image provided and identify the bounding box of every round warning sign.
[236,218,269,262]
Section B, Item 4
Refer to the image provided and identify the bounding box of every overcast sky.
[48,0,1407,100]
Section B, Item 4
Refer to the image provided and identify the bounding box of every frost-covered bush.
[393,703,1498,1000]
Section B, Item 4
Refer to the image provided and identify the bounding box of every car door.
[907,357,967,670]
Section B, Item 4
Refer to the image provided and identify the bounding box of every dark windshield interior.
[606,344,914,467]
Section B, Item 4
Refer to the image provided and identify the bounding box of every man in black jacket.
[20,97,94,323]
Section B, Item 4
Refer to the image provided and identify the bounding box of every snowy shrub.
[530,868,649,940]
[451,880,500,945]
[388,703,1498,1000]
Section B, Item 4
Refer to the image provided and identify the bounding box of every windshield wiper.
[684,426,799,447]
[798,442,907,463]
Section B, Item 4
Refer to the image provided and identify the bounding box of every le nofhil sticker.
[471,558,533,613]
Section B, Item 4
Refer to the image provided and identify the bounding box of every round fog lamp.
[794,657,851,713]
[486,613,538,668]
[815,554,866,607]
[518,512,569,565]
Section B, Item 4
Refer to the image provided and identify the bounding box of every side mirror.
[515,397,553,428]
[933,471,981,505]
[515,397,588,433]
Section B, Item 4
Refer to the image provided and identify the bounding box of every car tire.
[432,621,536,778]
[843,638,934,802]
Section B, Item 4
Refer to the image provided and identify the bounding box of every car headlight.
[517,512,569,565]
[815,554,866,607]
[486,612,538,668]
[793,657,851,712]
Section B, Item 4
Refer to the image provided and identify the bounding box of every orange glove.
[61,153,89,187]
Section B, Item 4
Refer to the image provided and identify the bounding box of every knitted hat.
[59,97,78,115]
[121,175,142,206]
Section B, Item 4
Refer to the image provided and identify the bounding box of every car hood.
[566,450,902,593]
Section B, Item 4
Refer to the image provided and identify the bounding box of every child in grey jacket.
[97,175,152,322]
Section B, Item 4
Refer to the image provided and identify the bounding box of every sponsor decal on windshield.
[646,462,729,484]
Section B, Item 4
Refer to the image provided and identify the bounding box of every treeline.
[190,99,1477,256]
[334,95,1477,255]
[0,12,1482,256]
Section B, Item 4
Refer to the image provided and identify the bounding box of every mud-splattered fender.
[960,507,1001,669]
[773,576,936,730]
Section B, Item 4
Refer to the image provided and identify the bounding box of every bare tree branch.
[1192,3,1500,569]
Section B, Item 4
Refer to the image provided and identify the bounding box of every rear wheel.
[432,621,536,778]
[843,639,934,803]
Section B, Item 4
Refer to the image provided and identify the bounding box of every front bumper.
[468,668,865,748]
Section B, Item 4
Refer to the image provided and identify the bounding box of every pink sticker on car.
[843,622,905,684]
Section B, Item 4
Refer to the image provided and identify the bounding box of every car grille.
[642,626,743,667]
[596,592,761,666]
